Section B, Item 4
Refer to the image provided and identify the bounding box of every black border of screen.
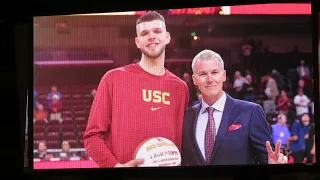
[16,0,320,179]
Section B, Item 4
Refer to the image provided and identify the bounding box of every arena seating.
[34,84,96,150]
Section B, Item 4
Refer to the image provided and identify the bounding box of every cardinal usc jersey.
[84,63,189,167]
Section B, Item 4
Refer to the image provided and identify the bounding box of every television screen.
[32,2,315,169]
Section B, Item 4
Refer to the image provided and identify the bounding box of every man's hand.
[266,140,288,164]
[114,158,144,168]
[305,134,309,139]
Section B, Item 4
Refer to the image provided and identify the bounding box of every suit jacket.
[181,94,273,166]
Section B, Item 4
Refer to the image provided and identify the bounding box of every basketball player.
[83,11,189,168]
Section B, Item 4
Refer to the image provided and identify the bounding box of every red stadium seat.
[75,119,87,126]
[62,95,71,102]
[83,94,91,99]
[34,133,46,141]
[85,105,91,109]
[63,101,72,107]
[73,106,86,111]
[47,120,60,126]
[84,84,96,90]
[46,132,61,142]
[63,107,72,112]
[76,124,87,132]
[62,119,73,126]
[82,101,91,108]
[62,132,77,141]
[61,125,75,133]
[74,111,86,116]
[63,93,71,98]
[63,116,73,122]
[72,94,82,99]
[34,126,46,133]
[46,141,61,149]
[75,116,86,121]
[77,131,84,140]
[47,125,60,133]
[38,95,47,103]
[34,120,46,127]
[62,111,72,116]
[33,142,39,149]
[73,99,84,104]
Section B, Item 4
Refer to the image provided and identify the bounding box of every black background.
[0,0,319,179]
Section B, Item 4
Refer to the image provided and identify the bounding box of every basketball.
[133,137,181,167]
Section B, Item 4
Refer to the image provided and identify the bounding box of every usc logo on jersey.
[142,89,170,105]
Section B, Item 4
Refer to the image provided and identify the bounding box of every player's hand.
[305,134,309,139]
[114,158,144,168]
[266,140,288,164]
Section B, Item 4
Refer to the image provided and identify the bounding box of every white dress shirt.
[293,94,310,116]
[196,92,227,160]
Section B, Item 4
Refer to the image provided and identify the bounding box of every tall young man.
[84,11,189,168]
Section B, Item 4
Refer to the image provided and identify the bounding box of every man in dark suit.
[181,49,287,166]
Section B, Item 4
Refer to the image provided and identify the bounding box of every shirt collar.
[200,91,227,114]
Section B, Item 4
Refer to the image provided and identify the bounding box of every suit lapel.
[191,103,206,165]
[210,94,237,163]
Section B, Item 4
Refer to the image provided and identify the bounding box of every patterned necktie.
[205,106,216,164]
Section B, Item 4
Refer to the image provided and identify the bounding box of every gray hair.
[191,49,224,74]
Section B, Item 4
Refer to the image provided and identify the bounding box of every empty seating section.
[34,84,96,149]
